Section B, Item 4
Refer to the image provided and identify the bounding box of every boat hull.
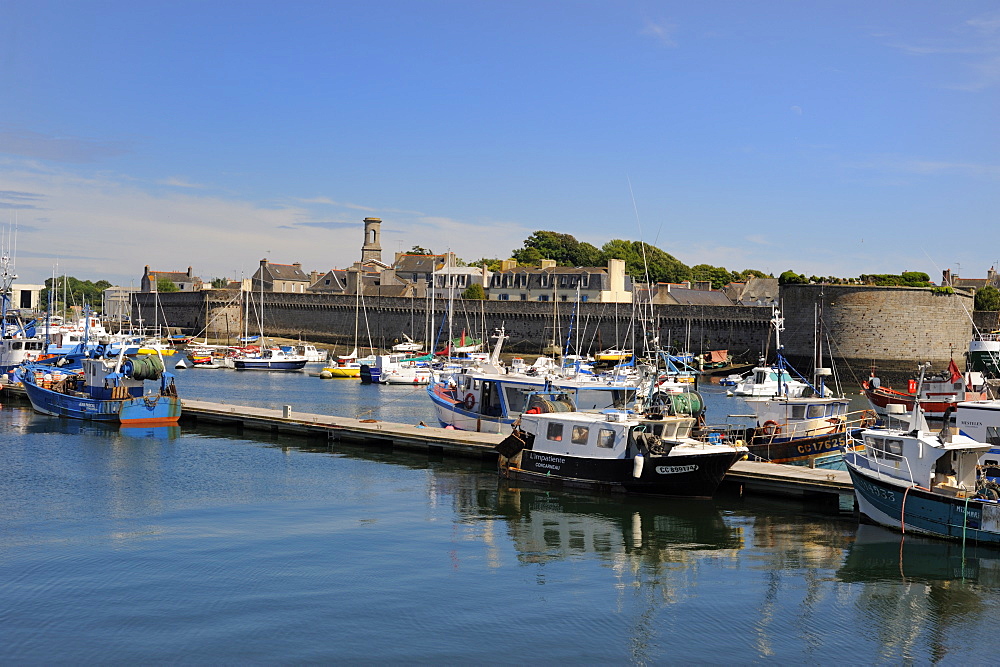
[846,457,1000,544]
[747,430,850,465]
[504,449,744,497]
[233,359,307,371]
[428,384,510,433]
[22,381,182,424]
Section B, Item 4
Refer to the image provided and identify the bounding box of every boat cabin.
[450,371,636,419]
[859,428,989,494]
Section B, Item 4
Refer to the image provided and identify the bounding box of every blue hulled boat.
[17,351,181,424]
[845,364,1000,544]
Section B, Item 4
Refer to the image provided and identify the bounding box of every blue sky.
[2,1,998,287]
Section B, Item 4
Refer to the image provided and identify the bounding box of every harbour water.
[4,369,1000,663]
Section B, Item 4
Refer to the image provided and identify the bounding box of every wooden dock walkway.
[2,384,857,512]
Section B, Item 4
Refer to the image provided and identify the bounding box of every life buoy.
[761,420,781,436]
[463,393,476,410]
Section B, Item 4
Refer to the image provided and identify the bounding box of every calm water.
[3,368,1000,663]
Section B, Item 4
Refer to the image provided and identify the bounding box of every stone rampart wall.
[139,285,983,383]
[137,291,772,360]
[779,284,975,382]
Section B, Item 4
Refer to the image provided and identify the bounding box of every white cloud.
[159,176,205,189]
[0,160,534,286]
[640,19,678,48]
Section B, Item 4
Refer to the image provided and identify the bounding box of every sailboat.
[322,272,376,378]
[230,273,307,371]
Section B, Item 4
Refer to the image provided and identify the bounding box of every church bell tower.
[361,217,382,264]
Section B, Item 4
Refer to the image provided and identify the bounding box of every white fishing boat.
[845,363,1000,544]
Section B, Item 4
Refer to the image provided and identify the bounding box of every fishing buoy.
[320,370,333,379]
[175,358,188,369]
[633,454,644,479]
[445,424,456,430]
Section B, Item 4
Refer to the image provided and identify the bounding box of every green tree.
[601,240,690,284]
[157,277,180,292]
[469,258,505,272]
[41,276,113,312]
[691,264,737,290]
[410,245,433,255]
[211,277,229,288]
[735,269,770,281]
[461,284,486,300]
[512,231,602,267]
[976,285,1000,311]
[778,270,807,285]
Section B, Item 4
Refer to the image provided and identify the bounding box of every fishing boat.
[954,399,1000,482]
[17,350,181,423]
[427,329,641,433]
[862,360,987,420]
[845,364,1000,544]
[731,310,809,398]
[968,330,1000,383]
[495,392,747,496]
[232,345,308,371]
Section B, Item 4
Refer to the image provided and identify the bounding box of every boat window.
[547,422,563,441]
[571,426,589,445]
[597,428,615,448]
[504,386,532,414]
[661,422,678,439]
[886,439,903,455]
[987,427,1000,446]
[473,379,481,390]
[575,388,635,410]
[791,405,806,419]
[11,341,21,350]
[806,405,825,419]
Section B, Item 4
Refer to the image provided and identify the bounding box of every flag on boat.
[948,358,962,383]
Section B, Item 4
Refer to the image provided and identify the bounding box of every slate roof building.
[141,265,202,292]
[722,277,779,306]
[252,259,311,293]
[942,267,1000,292]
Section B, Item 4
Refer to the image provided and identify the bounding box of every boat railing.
[859,444,917,487]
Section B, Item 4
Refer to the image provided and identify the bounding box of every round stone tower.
[778,283,974,382]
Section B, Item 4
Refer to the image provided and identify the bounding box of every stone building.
[488,258,632,303]
[141,265,202,292]
[941,267,1000,292]
[252,259,310,293]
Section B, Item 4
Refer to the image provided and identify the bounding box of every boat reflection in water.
[492,482,744,563]
[10,404,180,440]
[837,524,1000,662]
[120,424,181,440]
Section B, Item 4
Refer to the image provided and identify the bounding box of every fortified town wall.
[138,291,773,363]
[140,285,978,383]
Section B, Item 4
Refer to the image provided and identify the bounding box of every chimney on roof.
[293,262,301,270]
[540,259,556,269]
[260,258,268,266]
